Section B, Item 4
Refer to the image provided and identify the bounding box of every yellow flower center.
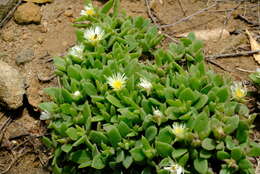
[174,127,184,135]
[86,9,95,16]
[235,89,245,98]
[112,80,123,90]
[171,165,177,170]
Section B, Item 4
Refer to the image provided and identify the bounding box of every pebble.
[14,2,42,24]
[37,37,44,44]
[23,0,53,3]
[64,9,73,17]
[0,60,25,109]
[16,48,34,65]
[1,30,15,42]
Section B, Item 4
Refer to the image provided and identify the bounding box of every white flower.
[84,26,104,44]
[138,78,152,91]
[164,163,184,174]
[172,123,186,139]
[40,111,51,120]
[153,109,163,117]
[73,91,81,97]
[80,5,95,16]
[69,45,84,59]
[230,81,247,101]
[107,73,127,91]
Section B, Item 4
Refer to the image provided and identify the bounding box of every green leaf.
[123,156,133,169]
[155,141,173,157]
[73,135,86,147]
[231,147,243,161]
[194,94,208,110]
[224,115,239,134]
[145,126,158,141]
[118,121,132,137]
[157,127,173,144]
[61,144,72,153]
[41,136,53,148]
[54,57,66,72]
[130,147,145,162]
[101,0,114,14]
[202,138,216,151]
[194,158,208,174]
[107,126,122,147]
[113,0,120,16]
[194,111,210,139]
[69,150,91,164]
[66,127,79,141]
[89,131,109,145]
[199,150,212,159]
[217,151,230,160]
[236,121,249,143]
[248,145,260,157]
[67,65,81,81]
[92,154,105,169]
[82,82,97,96]
[178,153,189,166]
[116,150,125,162]
[43,88,63,104]
[179,88,198,102]
[216,87,229,103]
[79,161,92,168]
[38,102,58,113]
[172,148,187,159]
[106,95,124,108]
[225,136,236,150]
[238,159,253,170]
[61,88,73,103]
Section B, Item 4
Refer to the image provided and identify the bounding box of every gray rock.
[0,0,18,22]
[0,60,25,109]
[16,48,34,65]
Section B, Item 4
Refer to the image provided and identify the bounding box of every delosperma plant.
[39,0,260,173]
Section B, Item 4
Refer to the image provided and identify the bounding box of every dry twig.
[236,68,256,73]
[37,73,56,83]
[144,0,159,26]
[0,0,22,28]
[0,148,30,174]
[160,3,217,28]
[177,0,186,16]
[206,50,260,59]
[207,59,231,72]
[235,14,259,26]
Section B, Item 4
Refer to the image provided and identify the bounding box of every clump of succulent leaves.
[39,0,260,173]
[250,68,260,87]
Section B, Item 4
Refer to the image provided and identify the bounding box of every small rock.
[0,60,25,109]
[37,36,44,44]
[23,0,53,4]
[64,9,73,17]
[14,2,42,24]
[1,30,15,42]
[16,48,34,65]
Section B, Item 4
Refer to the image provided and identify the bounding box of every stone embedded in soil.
[0,60,25,109]
[14,2,42,24]
[16,48,34,65]
[23,0,53,4]
[0,0,18,22]
[0,29,15,42]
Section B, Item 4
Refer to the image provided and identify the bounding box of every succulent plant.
[40,0,260,173]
